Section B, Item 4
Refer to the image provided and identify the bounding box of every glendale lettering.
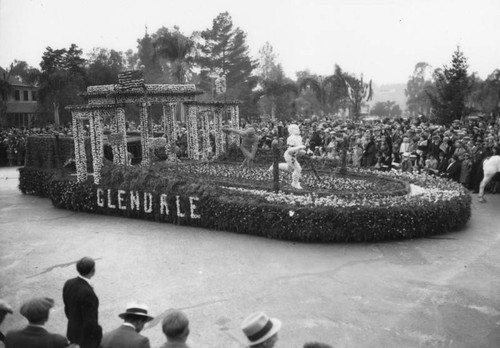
[96,188,201,219]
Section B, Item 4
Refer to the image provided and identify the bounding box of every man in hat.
[241,312,281,348]
[100,302,153,348]
[63,257,102,348]
[159,310,191,348]
[5,297,69,348]
[0,299,13,346]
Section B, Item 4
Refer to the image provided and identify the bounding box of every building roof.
[0,67,36,87]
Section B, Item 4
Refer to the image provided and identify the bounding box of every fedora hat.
[119,302,154,321]
[241,312,281,346]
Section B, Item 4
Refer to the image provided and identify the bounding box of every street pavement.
[1,166,500,348]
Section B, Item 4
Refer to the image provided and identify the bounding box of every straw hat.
[118,302,154,321]
[241,312,281,346]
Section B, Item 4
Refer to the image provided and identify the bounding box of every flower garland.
[228,105,240,146]
[186,104,199,160]
[214,106,225,158]
[115,107,128,165]
[72,114,87,183]
[87,84,197,95]
[163,103,178,162]
[200,109,211,160]
[140,102,151,166]
[89,111,104,184]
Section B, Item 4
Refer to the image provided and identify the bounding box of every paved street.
[1,166,500,348]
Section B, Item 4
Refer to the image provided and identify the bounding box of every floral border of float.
[18,166,471,242]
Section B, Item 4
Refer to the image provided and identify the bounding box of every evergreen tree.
[428,47,471,124]
[137,31,163,83]
[196,12,258,120]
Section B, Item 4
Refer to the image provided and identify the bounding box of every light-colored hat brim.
[248,318,282,346]
[119,312,154,322]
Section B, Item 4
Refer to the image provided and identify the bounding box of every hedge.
[18,165,471,243]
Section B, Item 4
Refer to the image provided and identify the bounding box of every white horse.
[479,155,500,202]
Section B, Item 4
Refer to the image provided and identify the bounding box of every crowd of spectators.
[0,257,333,348]
[249,116,500,192]
[2,115,500,192]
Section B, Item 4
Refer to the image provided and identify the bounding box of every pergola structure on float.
[66,73,241,185]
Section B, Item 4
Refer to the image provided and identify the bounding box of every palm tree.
[298,65,351,117]
[298,75,336,116]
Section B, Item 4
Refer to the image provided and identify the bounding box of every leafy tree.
[391,104,402,117]
[468,69,500,117]
[86,48,125,85]
[196,12,258,120]
[38,44,87,125]
[370,101,392,117]
[9,60,41,85]
[153,26,196,83]
[370,101,401,118]
[405,62,433,117]
[427,47,471,124]
[124,49,139,70]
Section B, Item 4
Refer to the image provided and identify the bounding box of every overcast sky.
[0,0,499,85]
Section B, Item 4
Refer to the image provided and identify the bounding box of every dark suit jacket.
[100,325,150,348]
[445,160,462,182]
[5,325,69,348]
[63,277,102,348]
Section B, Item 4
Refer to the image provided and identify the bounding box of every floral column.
[228,105,240,146]
[72,112,87,183]
[163,103,178,162]
[200,109,211,160]
[214,106,226,158]
[109,106,127,165]
[185,103,199,160]
[140,102,150,166]
[89,111,104,184]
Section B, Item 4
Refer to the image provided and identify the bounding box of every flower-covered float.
[18,71,471,242]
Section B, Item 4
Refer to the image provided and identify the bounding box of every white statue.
[270,124,306,189]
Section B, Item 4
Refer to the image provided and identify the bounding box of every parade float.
[18,71,471,242]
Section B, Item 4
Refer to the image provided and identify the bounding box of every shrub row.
[19,166,471,242]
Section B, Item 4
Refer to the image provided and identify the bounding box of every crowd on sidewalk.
[2,115,500,192]
[0,257,333,348]
[250,115,500,192]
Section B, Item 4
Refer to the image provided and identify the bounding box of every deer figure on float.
[478,155,500,202]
